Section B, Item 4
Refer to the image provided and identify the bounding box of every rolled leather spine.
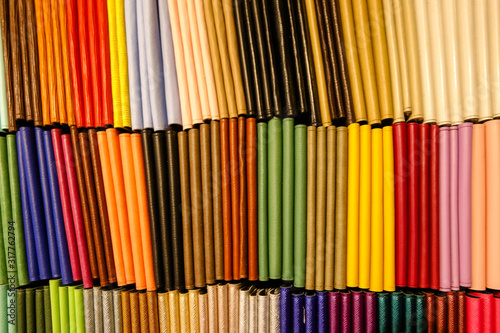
[458,291,466,333]
[153,131,175,290]
[166,130,185,291]
[158,292,169,332]
[189,129,207,288]
[334,127,348,290]
[329,292,340,333]
[458,123,472,287]
[178,130,193,290]
[352,291,365,333]
[305,293,317,333]
[390,292,403,333]
[346,123,360,287]
[221,119,233,281]
[201,124,215,284]
[377,293,389,333]
[292,292,305,333]
[365,292,376,333]
[89,129,116,284]
[447,292,458,332]
[142,129,162,289]
[229,118,240,279]
[416,294,425,332]
[393,122,408,287]
[436,294,447,332]
[212,120,225,281]
[340,292,351,333]
[257,122,268,281]
[430,125,440,290]
[317,291,328,332]
[404,293,415,332]
[282,118,295,281]
[247,118,258,281]
[294,125,307,287]
[238,117,248,279]
[268,117,283,279]
[281,285,292,333]
[305,126,316,290]
[293,0,321,125]
[419,124,430,289]
[424,292,435,332]
[407,122,419,288]
[269,288,281,333]
[257,289,269,333]
[466,294,483,333]
[439,127,452,291]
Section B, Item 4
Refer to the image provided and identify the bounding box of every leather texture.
[393,122,407,287]
[130,291,140,333]
[269,288,281,333]
[0,0,16,130]
[114,289,123,332]
[233,0,255,117]
[317,292,328,332]
[334,127,347,290]
[121,290,131,333]
[270,0,298,117]
[239,287,250,332]
[218,284,229,333]
[70,127,99,281]
[415,294,425,332]
[466,294,483,333]
[458,291,466,333]
[178,130,194,289]
[377,293,389,333]
[340,292,351,332]
[247,118,258,281]
[324,127,336,291]
[315,127,327,291]
[26,288,35,332]
[404,293,415,332]
[329,292,340,332]
[257,289,269,332]
[448,292,458,333]
[294,125,307,288]
[94,287,103,333]
[238,117,248,280]
[220,119,232,281]
[430,125,440,290]
[211,120,224,281]
[365,292,376,333]
[390,292,403,333]
[168,290,180,332]
[229,118,240,280]
[407,122,419,288]
[293,0,320,125]
[207,285,219,333]
[200,124,216,284]
[436,294,447,332]
[424,292,435,332]
[148,291,159,333]
[139,292,149,332]
[419,124,430,289]
[280,285,292,332]
[292,292,305,332]
[157,292,169,333]
[282,119,294,282]
[188,289,200,332]
[165,130,185,291]
[315,0,343,121]
[36,288,44,332]
[257,122,269,281]
[89,129,116,285]
[306,126,317,290]
[352,291,365,333]
[228,283,240,332]
[79,131,109,286]
[305,293,317,333]
[142,129,162,289]
[153,131,175,290]
[189,129,207,288]
[84,288,95,332]
[102,289,115,333]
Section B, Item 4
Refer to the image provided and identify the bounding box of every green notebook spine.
[257,123,268,281]
[282,118,295,281]
[7,135,28,286]
[268,117,283,279]
[294,125,307,288]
